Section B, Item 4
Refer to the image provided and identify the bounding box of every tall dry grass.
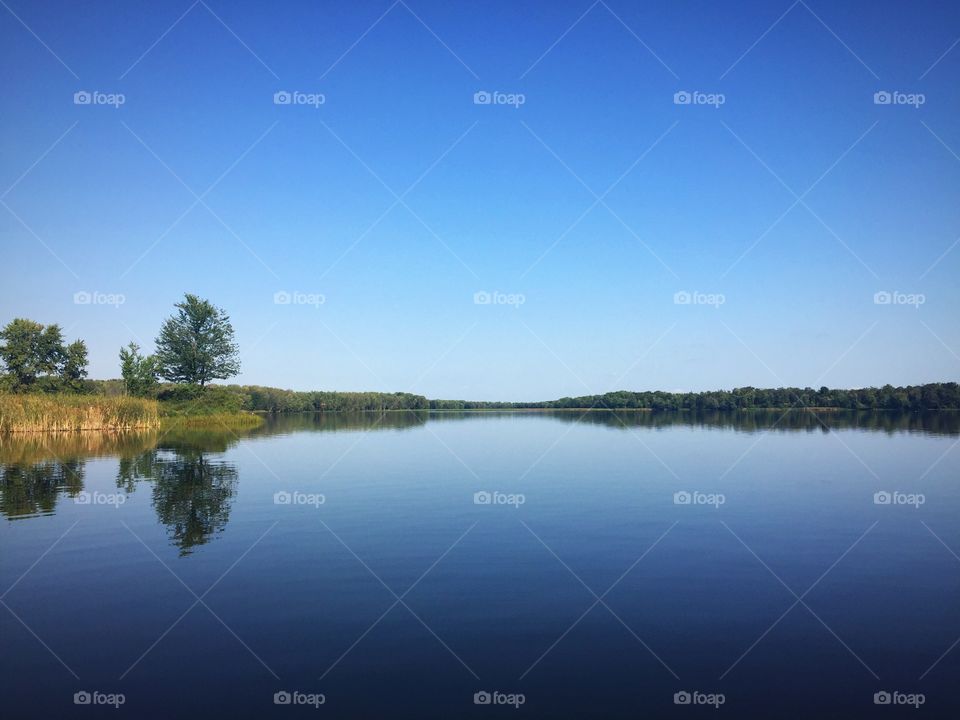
[0,394,161,433]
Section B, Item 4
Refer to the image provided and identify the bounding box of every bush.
[158,385,249,416]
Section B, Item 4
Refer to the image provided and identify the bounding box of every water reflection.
[0,431,158,520]
[115,436,239,555]
[0,459,84,519]
[0,430,243,559]
[458,408,960,436]
[249,409,429,435]
[1,410,956,530]
[134,449,237,555]
[255,408,959,436]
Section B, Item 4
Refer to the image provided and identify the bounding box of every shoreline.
[0,406,954,435]
[0,413,263,434]
[2,395,956,434]
[254,406,954,414]
[0,393,262,434]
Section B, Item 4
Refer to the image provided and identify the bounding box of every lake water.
[1,411,958,718]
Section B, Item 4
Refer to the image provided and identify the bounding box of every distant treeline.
[87,381,431,412]
[428,383,960,411]
[236,385,430,412]
[81,381,959,412]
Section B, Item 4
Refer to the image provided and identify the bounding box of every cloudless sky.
[1,0,958,400]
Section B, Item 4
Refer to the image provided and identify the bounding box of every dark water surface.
[1,410,958,718]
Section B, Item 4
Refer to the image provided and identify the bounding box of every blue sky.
[1,0,958,400]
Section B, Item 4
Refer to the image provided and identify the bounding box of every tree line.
[0,293,429,412]
[234,386,429,412]
[0,293,241,396]
[2,295,957,411]
[157,382,960,413]
[429,384,960,411]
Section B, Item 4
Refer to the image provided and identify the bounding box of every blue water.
[1,411,958,718]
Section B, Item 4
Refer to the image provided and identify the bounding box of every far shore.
[2,382,957,434]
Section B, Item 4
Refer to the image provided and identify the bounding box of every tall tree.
[154,294,240,387]
[119,342,158,397]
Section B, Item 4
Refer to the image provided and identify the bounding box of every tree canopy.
[154,294,240,387]
[428,383,960,411]
[0,319,88,393]
[119,342,159,397]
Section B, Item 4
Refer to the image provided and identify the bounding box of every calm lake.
[1,410,958,718]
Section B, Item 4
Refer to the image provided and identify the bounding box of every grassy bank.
[156,386,263,430]
[0,395,160,433]
[161,412,263,430]
[0,388,263,434]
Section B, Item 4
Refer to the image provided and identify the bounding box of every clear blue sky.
[1,0,958,400]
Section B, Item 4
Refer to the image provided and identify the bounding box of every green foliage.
[228,385,429,412]
[171,383,960,413]
[119,342,159,397]
[85,378,127,397]
[61,340,89,393]
[157,384,247,416]
[156,383,206,402]
[155,384,429,414]
[0,319,89,393]
[155,294,240,387]
[429,383,960,411]
[162,412,263,429]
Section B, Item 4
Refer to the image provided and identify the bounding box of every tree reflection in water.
[0,431,149,519]
[118,441,238,556]
[0,428,240,556]
[0,459,84,519]
[2,410,956,547]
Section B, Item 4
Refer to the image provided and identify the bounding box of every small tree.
[119,342,159,397]
[154,294,240,388]
[60,340,89,393]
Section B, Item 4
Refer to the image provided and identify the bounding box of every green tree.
[0,319,70,392]
[60,340,89,393]
[154,294,240,388]
[119,342,159,397]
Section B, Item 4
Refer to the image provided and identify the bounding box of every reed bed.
[0,395,161,433]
